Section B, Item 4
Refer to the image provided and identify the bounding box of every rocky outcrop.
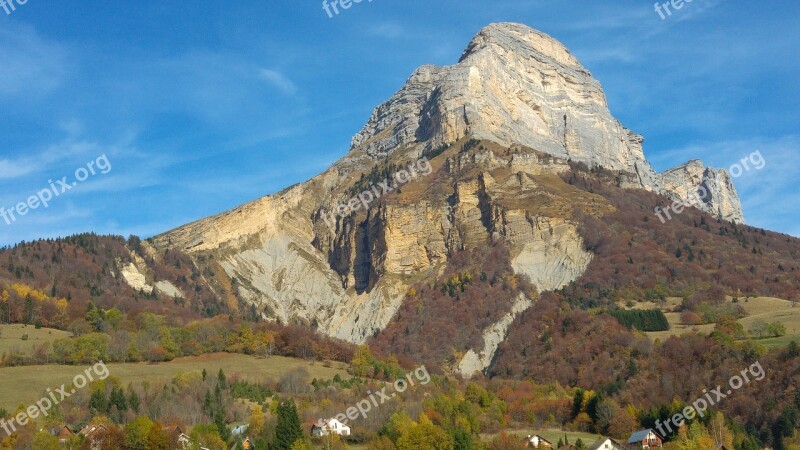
[119,255,186,298]
[657,160,744,223]
[154,281,185,299]
[457,293,533,377]
[120,261,153,294]
[509,218,593,292]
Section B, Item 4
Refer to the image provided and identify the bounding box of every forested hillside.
[0,235,355,367]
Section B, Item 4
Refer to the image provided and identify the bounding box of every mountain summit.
[152,23,749,375]
[351,23,742,222]
[354,23,648,173]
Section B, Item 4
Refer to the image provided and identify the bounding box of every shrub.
[680,310,702,326]
[608,309,670,332]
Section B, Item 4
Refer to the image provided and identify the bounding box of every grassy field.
[533,430,603,446]
[645,313,715,341]
[753,334,800,348]
[638,297,800,347]
[0,324,72,356]
[480,429,601,446]
[0,353,349,411]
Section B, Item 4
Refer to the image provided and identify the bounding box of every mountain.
[3,22,800,449]
[136,23,793,376]
[350,23,743,223]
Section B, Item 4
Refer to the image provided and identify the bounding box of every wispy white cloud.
[0,140,107,180]
[58,118,84,137]
[367,22,405,39]
[575,48,637,64]
[0,24,71,100]
[0,159,38,180]
[258,69,298,95]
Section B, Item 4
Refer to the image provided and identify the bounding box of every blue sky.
[0,0,798,246]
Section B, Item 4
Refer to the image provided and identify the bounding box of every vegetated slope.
[483,164,800,447]
[0,234,225,324]
[0,234,357,368]
[493,291,648,388]
[492,164,800,382]
[369,244,536,372]
[563,163,800,305]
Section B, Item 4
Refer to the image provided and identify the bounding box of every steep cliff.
[349,22,742,223]
[352,23,656,184]
[657,160,744,223]
[152,23,747,375]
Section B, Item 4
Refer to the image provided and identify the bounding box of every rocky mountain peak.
[459,22,583,70]
[351,22,650,180]
[350,22,742,223]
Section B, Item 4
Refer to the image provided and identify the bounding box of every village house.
[588,437,626,450]
[177,432,192,448]
[78,424,109,450]
[50,425,74,445]
[311,417,351,436]
[523,434,554,448]
[162,424,183,438]
[231,424,250,437]
[229,437,253,449]
[627,429,663,449]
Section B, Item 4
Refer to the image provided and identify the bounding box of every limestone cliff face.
[153,22,746,360]
[657,160,744,223]
[509,217,593,293]
[350,22,740,221]
[352,23,655,185]
[118,249,186,298]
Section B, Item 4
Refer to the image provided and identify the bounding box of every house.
[78,424,108,437]
[588,437,626,450]
[161,424,188,448]
[163,424,184,435]
[627,429,663,449]
[78,424,109,450]
[232,424,250,437]
[162,424,183,434]
[50,425,73,444]
[177,432,192,449]
[311,417,351,436]
[524,434,554,448]
[230,437,253,450]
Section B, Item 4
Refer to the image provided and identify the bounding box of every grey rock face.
[352,23,654,183]
[351,22,743,223]
[657,160,744,223]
